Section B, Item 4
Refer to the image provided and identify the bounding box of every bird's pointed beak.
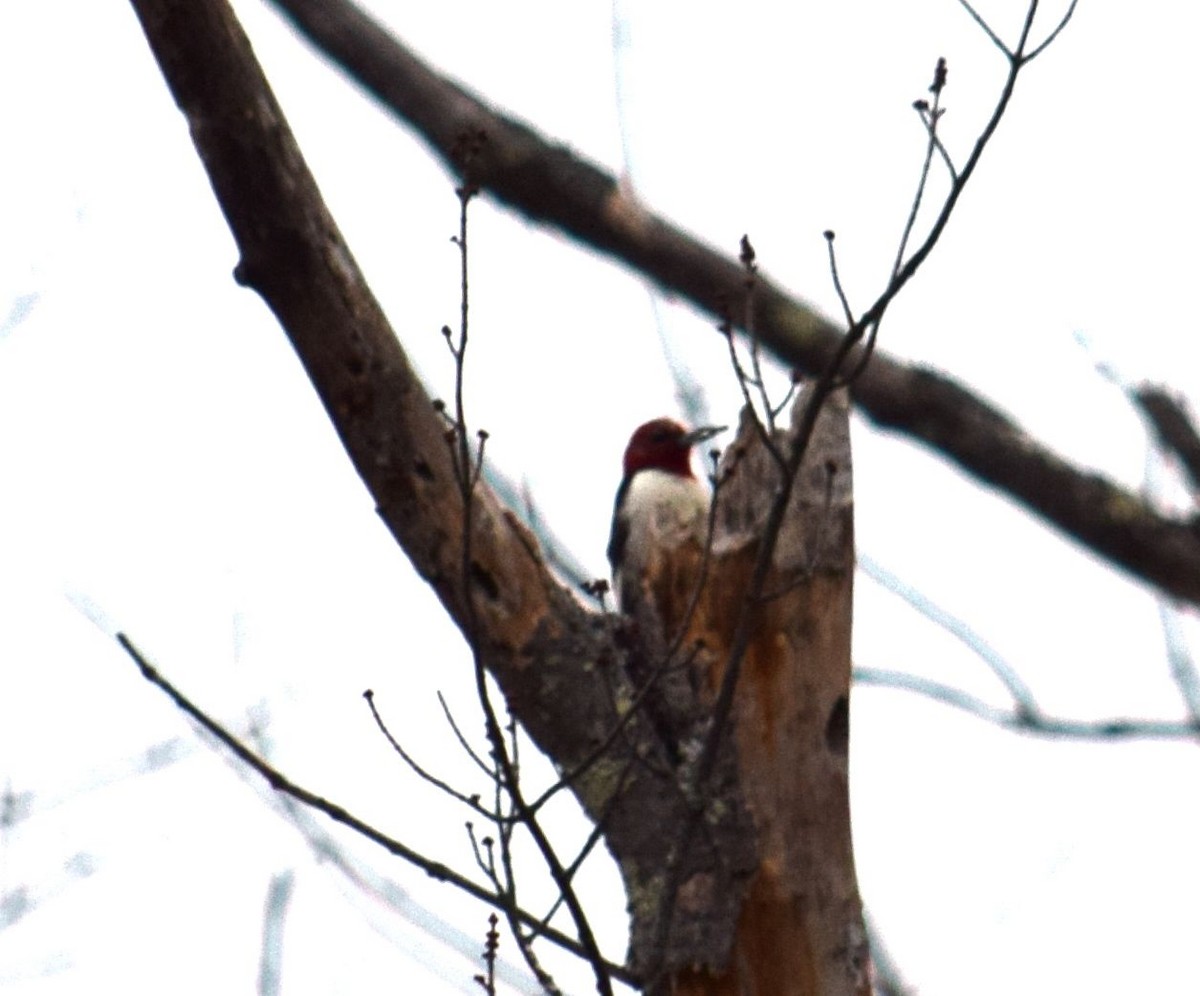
[683,425,725,447]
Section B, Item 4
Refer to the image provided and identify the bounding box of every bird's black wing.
[606,475,631,573]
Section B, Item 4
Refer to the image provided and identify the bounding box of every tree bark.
[670,394,865,996]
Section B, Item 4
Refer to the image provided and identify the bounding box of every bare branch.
[824,231,855,330]
[956,0,1011,56]
[1134,386,1200,496]
[474,913,500,996]
[1025,0,1080,62]
[858,554,1040,716]
[1157,599,1200,726]
[364,690,500,819]
[739,235,777,433]
[891,60,948,283]
[436,691,496,780]
[115,632,639,985]
[855,666,1200,740]
[443,183,613,995]
[257,871,295,996]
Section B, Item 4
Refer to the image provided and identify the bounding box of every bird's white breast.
[613,468,711,615]
[621,469,711,541]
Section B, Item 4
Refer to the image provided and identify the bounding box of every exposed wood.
[667,393,864,996]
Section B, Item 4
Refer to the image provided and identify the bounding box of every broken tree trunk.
[649,389,865,996]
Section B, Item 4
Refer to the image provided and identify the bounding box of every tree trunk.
[658,393,865,996]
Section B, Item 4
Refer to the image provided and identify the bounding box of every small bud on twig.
[930,57,948,96]
[739,234,757,271]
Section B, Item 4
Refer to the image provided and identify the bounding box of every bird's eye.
[652,429,670,443]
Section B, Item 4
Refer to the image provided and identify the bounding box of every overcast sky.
[3,2,1200,994]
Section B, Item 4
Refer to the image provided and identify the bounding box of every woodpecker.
[607,418,723,636]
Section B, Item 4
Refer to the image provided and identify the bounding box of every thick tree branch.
[265,0,1200,608]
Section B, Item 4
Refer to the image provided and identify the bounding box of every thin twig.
[537,751,639,933]
[447,180,614,996]
[467,822,498,882]
[257,870,295,996]
[364,690,502,820]
[849,1,1048,351]
[956,0,1010,56]
[824,231,856,328]
[114,632,638,986]
[891,60,946,283]
[1025,0,1079,62]
[770,376,800,422]
[740,235,776,433]
[473,913,499,996]
[854,666,1200,740]
[858,553,1041,718]
[525,643,700,815]
[720,311,781,471]
[437,691,494,779]
[490,730,566,996]
[1158,599,1200,726]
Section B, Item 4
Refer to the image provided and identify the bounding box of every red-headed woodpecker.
[607,418,724,632]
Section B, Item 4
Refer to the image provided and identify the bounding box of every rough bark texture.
[129,3,867,991]
[668,393,864,996]
[266,0,1200,609]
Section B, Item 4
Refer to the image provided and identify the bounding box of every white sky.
[3,1,1200,994]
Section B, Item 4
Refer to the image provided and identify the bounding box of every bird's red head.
[622,418,724,479]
